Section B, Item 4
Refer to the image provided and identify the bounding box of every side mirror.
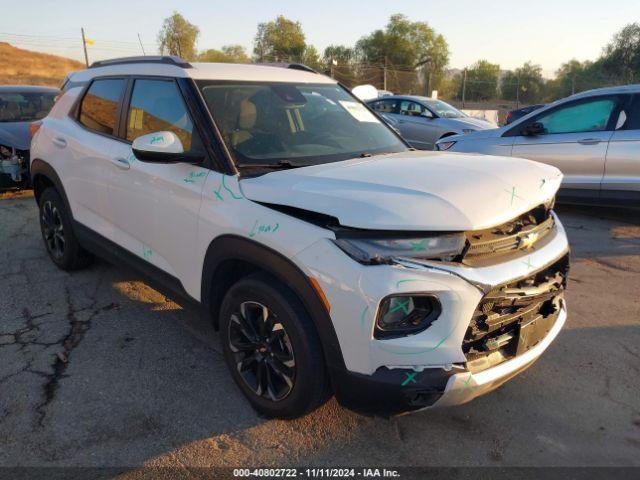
[132,131,201,163]
[521,121,545,136]
[421,110,434,119]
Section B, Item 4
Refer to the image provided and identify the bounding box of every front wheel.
[219,273,330,418]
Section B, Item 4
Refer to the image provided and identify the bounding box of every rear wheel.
[38,188,93,271]
[219,273,329,418]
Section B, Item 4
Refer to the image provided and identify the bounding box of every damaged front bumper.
[0,145,29,184]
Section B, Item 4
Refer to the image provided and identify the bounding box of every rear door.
[602,94,640,205]
[108,77,209,282]
[53,77,126,240]
[508,95,622,198]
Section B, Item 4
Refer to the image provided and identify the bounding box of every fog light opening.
[375,295,441,339]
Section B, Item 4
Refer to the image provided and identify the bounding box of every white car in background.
[30,56,569,418]
[437,85,640,207]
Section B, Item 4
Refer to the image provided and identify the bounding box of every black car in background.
[505,103,545,124]
[0,85,58,188]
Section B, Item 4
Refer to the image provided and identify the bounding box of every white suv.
[30,56,570,418]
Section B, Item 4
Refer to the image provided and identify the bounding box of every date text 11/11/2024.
[232,468,401,478]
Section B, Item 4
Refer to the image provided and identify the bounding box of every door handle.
[52,137,67,148]
[577,138,601,145]
[110,157,131,170]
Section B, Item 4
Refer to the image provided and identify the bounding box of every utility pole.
[383,55,388,91]
[81,28,89,67]
[462,68,467,108]
[516,76,520,109]
[571,74,576,95]
[137,33,146,55]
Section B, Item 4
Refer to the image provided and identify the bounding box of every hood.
[449,116,496,130]
[0,122,31,150]
[240,151,562,231]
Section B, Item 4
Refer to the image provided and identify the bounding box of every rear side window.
[535,98,617,134]
[126,79,194,151]
[79,79,125,136]
[370,99,399,114]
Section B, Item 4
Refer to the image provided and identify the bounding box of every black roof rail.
[254,62,318,74]
[89,55,192,69]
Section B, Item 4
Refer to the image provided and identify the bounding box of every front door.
[109,78,209,284]
[510,95,622,197]
[397,100,438,150]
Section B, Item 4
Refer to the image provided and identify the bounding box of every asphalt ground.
[1,190,639,476]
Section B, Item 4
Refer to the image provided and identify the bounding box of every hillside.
[0,42,85,87]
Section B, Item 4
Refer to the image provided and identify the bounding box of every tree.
[253,16,306,62]
[601,22,640,83]
[323,45,354,67]
[157,12,199,60]
[301,45,323,71]
[355,14,449,93]
[501,62,545,104]
[198,45,250,63]
[462,60,500,101]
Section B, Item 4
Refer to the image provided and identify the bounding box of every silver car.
[437,85,640,207]
[367,95,494,150]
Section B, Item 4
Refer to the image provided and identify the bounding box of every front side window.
[370,99,399,114]
[79,79,125,136]
[126,79,194,151]
[198,82,406,168]
[399,101,424,117]
[535,98,618,134]
[0,91,57,122]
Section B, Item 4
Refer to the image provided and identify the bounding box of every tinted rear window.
[79,79,125,136]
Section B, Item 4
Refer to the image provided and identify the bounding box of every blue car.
[0,85,58,188]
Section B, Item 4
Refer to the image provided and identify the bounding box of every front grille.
[463,254,569,371]
[462,203,555,266]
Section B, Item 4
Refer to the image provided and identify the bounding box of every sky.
[1,0,637,78]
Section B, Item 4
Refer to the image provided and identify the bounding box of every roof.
[367,94,441,103]
[567,83,640,99]
[0,85,59,93]
[68,60,335,85]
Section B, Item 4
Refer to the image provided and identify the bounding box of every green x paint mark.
[461,374,473,390]
[504,186,524,205]
[142,247,153,259]
[410,239,428,251]
[389,298,410,315]
[360,305,369,330]
[523,257,535,270]
[401,372,418,386]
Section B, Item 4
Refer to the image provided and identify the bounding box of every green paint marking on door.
[249,220,280,238]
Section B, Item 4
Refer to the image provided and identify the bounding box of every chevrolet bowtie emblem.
[520,232,539,249]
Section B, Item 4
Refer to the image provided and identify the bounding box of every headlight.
[436,140,456,151]
[333,233,466,264]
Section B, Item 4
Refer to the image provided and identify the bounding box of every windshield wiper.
[237,160,308,170]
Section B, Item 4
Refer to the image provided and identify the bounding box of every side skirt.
[73,221,202,311]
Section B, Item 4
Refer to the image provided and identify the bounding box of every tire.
[38,187,93,271]
[219,272,330,418]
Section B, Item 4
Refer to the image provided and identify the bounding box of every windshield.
[198,82,407,168]
[0,92,57,123]
[423,99,466,119]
